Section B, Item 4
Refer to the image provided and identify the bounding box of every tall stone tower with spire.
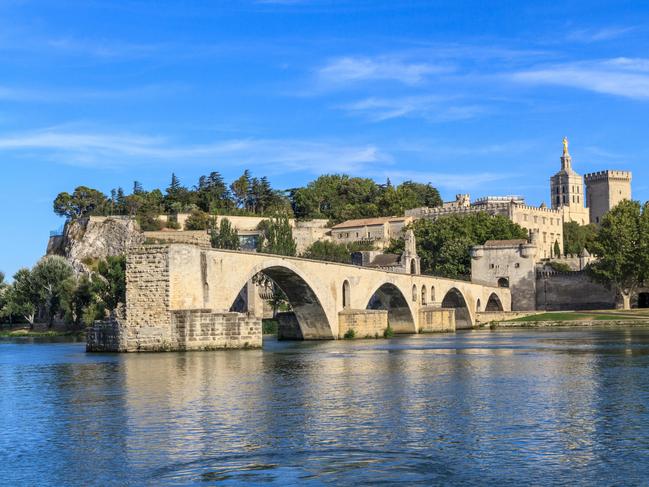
[550,137,590,225]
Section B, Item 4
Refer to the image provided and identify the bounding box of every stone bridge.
[87,244,510,352]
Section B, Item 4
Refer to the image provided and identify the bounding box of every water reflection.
[2,327,649,485]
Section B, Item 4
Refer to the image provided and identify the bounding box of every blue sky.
[1,0,648,278]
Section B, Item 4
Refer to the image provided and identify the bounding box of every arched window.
[342,280,350,309]
[431,286,436,303]
[477,299,482,312]
[421,285,427,305]
[498,277,509,288]
[412,285,417,302]
[410,260,417,275]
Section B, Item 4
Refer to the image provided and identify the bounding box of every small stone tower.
[584,170,632,224]
[402,229,421,275]
[550,137,590,225]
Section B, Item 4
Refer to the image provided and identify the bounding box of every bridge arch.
[441,287,473,329]
[227,260,336,340]
[485,292,504,312]
[366,282,417,334]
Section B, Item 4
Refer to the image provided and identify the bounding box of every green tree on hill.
[590,200,649,309]
[53,186,109,220]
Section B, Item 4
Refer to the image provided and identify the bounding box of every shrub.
[137,212,163,231]
[343,328,356,339]
[184,209,211,230]
[383,324,394,338]
[262,319,278,335]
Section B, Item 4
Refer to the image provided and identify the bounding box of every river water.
[2,328,649,486]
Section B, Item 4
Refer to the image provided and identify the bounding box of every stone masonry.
[88,244,509,352]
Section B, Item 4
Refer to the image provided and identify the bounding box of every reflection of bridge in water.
[88,244,510,352]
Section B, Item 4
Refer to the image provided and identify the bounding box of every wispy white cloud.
[0,127,389,174]
[338,95,485,122]
[0,84,183,103]
[511,57,649,99]
[317,56,450,87]
[566,26,635,43]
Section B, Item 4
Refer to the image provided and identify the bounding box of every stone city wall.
[338,309,389,338]
[536,271,616,310]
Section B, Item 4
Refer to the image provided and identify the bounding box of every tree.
[590,200,649,309]
[231,170,252,209]
[302,240,353,263]
[1,280,36,326]
[211,218,240,250]
[31,256,75,327]
[53,186,108,220]
[184,209,211,230]
[257,214,297,256]
[64,275,95,327]
[165,173,194,213]
[196,171,232,212]
[302,240,375,264]
[92,256,126,314]
[133,181,144,194]
[563,222,598,256]
[387,213,528,279]
[553,240,561,258]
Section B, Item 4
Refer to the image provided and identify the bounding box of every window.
[412,285,417,302]
[342,280,350,309]
[514,263,520,268]
[421,286,427,305]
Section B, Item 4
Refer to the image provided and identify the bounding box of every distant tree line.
[52,172,444,231]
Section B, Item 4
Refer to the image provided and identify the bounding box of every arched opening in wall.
[476,299,482,312]
[431,286,436,303]
[638,293,649,309]
[342,280,350,309]
[410,260,417,275]
[366,283,416,334]
[412,285,418,302]
[441,288,473,330]
[498,278,509,288]
[229,266,333,341]
[421,285,427,305]
[485,293,504,312]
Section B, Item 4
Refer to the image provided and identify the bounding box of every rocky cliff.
[47,216,144,273]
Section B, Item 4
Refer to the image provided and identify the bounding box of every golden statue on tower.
[562,136,569,155]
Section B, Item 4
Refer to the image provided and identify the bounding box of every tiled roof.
[332,216,408,230]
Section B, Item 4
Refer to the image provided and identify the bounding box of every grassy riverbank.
[0,326,85,338]
[490,309,649,328]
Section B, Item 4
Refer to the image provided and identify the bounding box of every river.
[2,327,649,486]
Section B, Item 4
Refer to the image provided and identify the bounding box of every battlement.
[584,170,632,182]
[407,200,562,218]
